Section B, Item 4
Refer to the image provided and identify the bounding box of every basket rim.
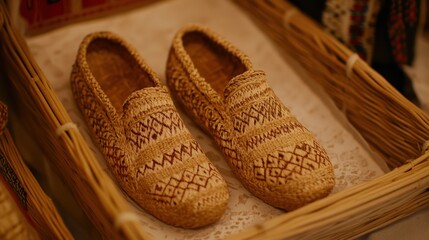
[3,0,429,239]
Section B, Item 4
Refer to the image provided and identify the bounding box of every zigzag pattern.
[232,96,283,133]
[169,57,331,185]
[72,70,129,178]
[71,32,232,227]
[244,121,305,150]
[127,110,185,149]
[224,79,273,111]
[165,27,335,211]
[168,61,242,169]
[149,162,222,204]
[253,140,329,184]
[137,141,203,176]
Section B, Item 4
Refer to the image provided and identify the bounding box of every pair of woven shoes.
[71,25,335,228]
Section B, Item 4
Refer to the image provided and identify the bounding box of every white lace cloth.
[25,0,387,239]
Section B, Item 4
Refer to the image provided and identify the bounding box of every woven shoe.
[166,25,335,211]
[70,32,229,228]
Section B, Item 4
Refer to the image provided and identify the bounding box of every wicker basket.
[1,0,429,239]
[0,118,72,239]
[0,2,148,239]
[228,0,429,239]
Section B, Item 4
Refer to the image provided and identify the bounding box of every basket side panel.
[0,2,149,239]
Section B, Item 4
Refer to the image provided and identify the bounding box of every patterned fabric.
[387,0,419,64]
[166,25,335,211]
[322,0,380,62]
[290,0,422,102]
[316,0,421,65]
[0,102,7,135]
[18,0,158,34]
[71,31,229,228]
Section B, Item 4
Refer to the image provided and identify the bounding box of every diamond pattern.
[72,69,129,179]
[149,163,222,204]
[253,140,329,184]
[137,141,203,176]
[233,97,284,133]
[127,110,185,149]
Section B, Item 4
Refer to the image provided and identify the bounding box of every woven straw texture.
[1,0,429,239]
[0,102,71,239]
[166,25,335,211]
[0,180,39,240]
[225,0,429,239]
[0,102,39,240]
[71,31,229,228]
[0,2,149,239]
[20,0,387,238]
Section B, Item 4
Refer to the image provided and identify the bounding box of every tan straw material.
[0,2,150,239]
[2,0,429,238]
[0,102,39,240]
[234,0,429,168]
[0,102,71,239]
[166,24,335,211]
[221,0,429,239]
[71,31,229,228]
[0,180,40,240]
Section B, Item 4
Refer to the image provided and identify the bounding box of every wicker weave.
[166,25,335,211]
[0,181,40,240]
[0,2,150,238]
[71,31,229,228]
[234,0,429,168]
[0,101,72,239]
[2,0,429,239]
[0,102,40,240]
[223,0,429,239]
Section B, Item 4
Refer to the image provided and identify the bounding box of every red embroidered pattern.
[388,0,418,64]
[349,0,370,60]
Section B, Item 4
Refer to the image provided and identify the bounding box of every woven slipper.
[166,25,335,211]
[70,31,229,228]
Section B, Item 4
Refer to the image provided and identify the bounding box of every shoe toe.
[244,139,335,211]
[266,164,334,210]
[173,183,229,228]
[136,161,229,228]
